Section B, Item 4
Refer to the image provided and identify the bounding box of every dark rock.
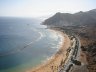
[72,60,81,66]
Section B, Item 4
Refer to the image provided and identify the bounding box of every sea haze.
[0,17,62,72]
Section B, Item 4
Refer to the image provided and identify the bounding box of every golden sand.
[26,31,71,72]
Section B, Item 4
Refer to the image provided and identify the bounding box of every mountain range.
[43,9,96,27]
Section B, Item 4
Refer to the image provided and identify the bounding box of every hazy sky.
[0,0,96,17]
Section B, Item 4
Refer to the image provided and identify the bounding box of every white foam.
[41,55,53,64]
[50,31,64,49]
[24,29,44,47]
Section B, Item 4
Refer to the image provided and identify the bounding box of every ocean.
[0,17,62,72]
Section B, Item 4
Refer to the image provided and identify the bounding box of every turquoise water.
[0,17,62,72]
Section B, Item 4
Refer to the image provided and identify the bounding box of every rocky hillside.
[43,9,96,27]
[43,9,96,72]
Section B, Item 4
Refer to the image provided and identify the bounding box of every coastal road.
[59,34,81,72]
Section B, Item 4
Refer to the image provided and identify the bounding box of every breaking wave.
[0,28,44,56]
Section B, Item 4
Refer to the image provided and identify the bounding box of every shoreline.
[26,30,71,72]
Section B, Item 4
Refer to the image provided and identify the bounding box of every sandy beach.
[26,30,71,72]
